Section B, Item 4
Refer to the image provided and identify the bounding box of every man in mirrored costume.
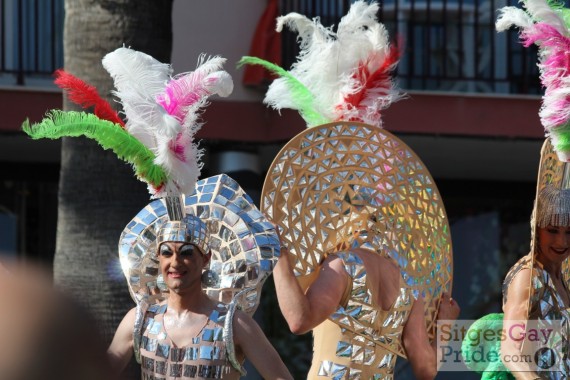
[23,46,292,380]
[108,176,293,379]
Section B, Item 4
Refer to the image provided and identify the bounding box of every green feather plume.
[461,313,514,379]
[238,56,329,127]
[550,122,570,155]
[22,110,167,188]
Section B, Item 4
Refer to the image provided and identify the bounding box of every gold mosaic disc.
[262,121,453,345]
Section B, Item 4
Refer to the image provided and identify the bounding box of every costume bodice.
[503,254,570,378]
[503,254,570,322]
[308,251,413,379]
[137,302,240,380]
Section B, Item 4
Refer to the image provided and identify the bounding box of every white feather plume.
[264,0,401,126]
[102,47,178,143]
[205,71,234,98]
[102,47,232,197]
[154,56,232,196]
[496,6,534,31]
[266,13,338,119]
[523,0,568,34]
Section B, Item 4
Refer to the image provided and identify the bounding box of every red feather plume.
[54,69,125,127]
[342,44,401,110]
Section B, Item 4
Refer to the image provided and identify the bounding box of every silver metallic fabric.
[138,302,238,379]
[333,252,412,358]
[501,138,570,378]
[223,288,248,376]
[503,255,570,377]
[165,195,185,221]
[308,252,411,378]
[133,300,150,364]
[119,174,280,315]
[156,215,210,255]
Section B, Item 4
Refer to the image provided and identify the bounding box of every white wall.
[171,0,268,102]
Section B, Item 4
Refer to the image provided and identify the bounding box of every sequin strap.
[133,300,150,364]
[223,289,247,376]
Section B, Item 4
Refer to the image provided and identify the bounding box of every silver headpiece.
[119,174,280,314]
[156,215,210,255]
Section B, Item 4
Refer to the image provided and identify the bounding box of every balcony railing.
[0,0,63,86]
[1,0,540,94]
[280,0,541,94]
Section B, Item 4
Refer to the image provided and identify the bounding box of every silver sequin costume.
[136,302,241,380]
[308,251,413,379]
[503,254,570,378]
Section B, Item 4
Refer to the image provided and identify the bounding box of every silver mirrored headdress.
[156,214,210,255]
[119,174,280,314]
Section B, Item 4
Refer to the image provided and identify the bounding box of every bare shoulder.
[115,307,138,336]
[232,309,257,331]
[353,247,399,268]
[322,254,347,272]
[503,267,531,318]
[351,247,400,281]
[107,306,138,373]
[111,306,138,341]
[123,306,138,324]
[507,267,531,300]
[313,255,349,285]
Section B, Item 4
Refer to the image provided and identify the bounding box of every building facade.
[0,0,544,377]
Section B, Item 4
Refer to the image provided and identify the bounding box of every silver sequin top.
[136,302,241,379]
[503,254,570,378]
[310,251,413,379]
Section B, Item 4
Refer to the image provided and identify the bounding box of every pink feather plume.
[519,23,570,129]
[156,72,209,123]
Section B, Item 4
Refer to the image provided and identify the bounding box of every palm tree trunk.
[58,1,172,378]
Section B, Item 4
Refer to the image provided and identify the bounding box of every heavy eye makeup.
[178,244,195,256]
[158,243,195,257]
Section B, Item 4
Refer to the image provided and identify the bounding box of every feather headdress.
[497,0,570,160]
[24,47,233,198]
[239,0,402,128]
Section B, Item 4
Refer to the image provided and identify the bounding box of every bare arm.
[233,310,293,380]
[107,307,136,376]
[403,292,460,380]
[501,268,541,380]
[272,248,348,334]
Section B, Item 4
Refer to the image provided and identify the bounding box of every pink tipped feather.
[156,56,232,125]
[54,69,125,127]
[156,71,232,124]
[517,23,570,130]
[154,56,233,196]
[156,72,209,123]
